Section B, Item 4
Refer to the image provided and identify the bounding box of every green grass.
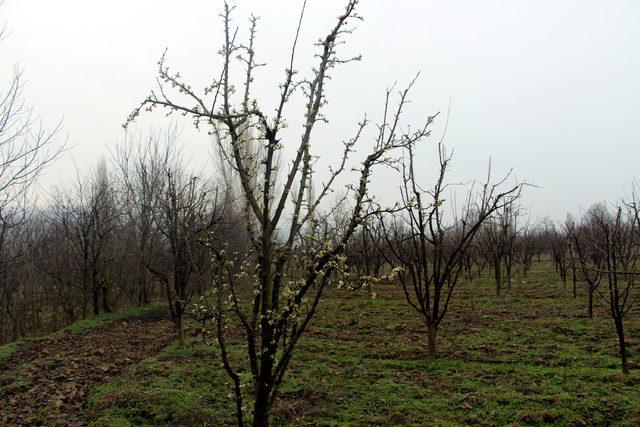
[87,342,234,426]
[0,340,24,365]
[86,262,640,425]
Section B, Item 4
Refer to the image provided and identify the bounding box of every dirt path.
[0,308,176,426]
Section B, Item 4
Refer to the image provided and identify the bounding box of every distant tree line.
[0,128,248,344]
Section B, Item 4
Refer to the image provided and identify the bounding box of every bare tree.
[0,206,35,341]
[627,181,640,248]
[147,164,219,344]
[587,205,637,373]
[0,7,65,339]
[549,223,571,286]
[565,207,606,317]
[126,1,434,424]
[381,142,523,360]
[0,68,63,213]
[48,160,120,316]
[513,223,538,280]
[500,204,521,291]
[112,127,178,304]
[479,192,521,298]
[344,218,388,291]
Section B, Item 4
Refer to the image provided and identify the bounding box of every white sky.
[1,0,639,221]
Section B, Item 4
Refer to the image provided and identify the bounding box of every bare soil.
[0,308,175,426]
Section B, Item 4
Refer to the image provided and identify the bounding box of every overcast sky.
[1,0,639,222]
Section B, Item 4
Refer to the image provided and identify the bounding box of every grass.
[0,340,24,365]
[86,261,640,425]
[54,302,165,337]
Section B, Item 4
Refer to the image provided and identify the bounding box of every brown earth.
[0,309,175,426]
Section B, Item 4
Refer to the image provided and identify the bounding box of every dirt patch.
[275,387,325,422]
[0,308,175,426]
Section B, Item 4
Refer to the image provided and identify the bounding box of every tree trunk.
[426,323,437,361]
[587,291,593,318]
[81,282,89,318]
[102,282,112,313]
[253,357,273,427]
[175,301,184,344]
[252,394,270,427]
[92,285,100,315]
[615,317,628,374]
[138,267,149,305]
[494,259,502,298]
[571,267,576,297]
[505,255,512,291]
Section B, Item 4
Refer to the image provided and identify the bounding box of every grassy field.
[85,261,640,426]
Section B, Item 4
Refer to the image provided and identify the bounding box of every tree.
[112,127,179,305]
[344,217,387,291]
[147,163,220,344]
[0,61,63,212]
[381,141,522,360]
[565,207,605,317]
[627,181,640,249]
[513,223,539,280]
[0,6,64,339]
[126,1,432,424]
[499,204,521,291]
[583,204,638,374]
[478,192,521,298]
[548,223,571,286]
[48,160,120,316]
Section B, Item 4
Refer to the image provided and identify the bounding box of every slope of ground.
[85,263,640,426]
[0,305,175,426]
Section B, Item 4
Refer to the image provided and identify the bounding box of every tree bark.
[615,317,628,374]
[426,323,437,361]
[92,285,100,315]
[494,259,502,298]
[253,361,273,427]
[101,283,112,313]
[505,255,512,291]
[175,301,184,345]
[138,266,149,305]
